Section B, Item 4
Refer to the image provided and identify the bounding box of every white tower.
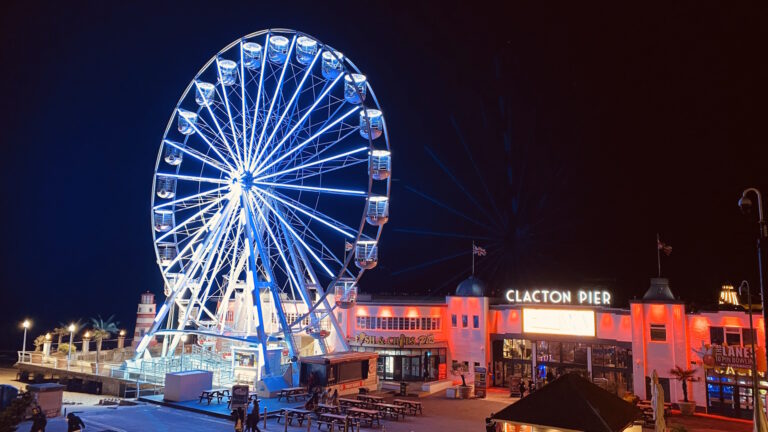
[132,292,157,348]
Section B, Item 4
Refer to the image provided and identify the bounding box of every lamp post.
[67,323,75,371]
[739,188,768,366]
[739,281,768,431]
[180,334,187,370]
[21,320,30,360]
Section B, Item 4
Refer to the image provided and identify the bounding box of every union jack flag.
[473,245,487,256]
[657,240,672,256]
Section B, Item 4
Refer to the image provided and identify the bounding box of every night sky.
[1,2,767,351]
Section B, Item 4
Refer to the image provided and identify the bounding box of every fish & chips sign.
[352,332,435,348]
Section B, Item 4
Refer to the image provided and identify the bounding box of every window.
[462,315,468,328]
[743,328,757,346]
[725,327,741,346]
[650,324,666,342]
[709,326,724,345]
[472,315,480,329]
[451,314,457,328]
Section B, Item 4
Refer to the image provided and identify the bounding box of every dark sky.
[1,1,767,350]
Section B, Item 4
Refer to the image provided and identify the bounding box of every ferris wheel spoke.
[156,195,228,242]
[273,126,362,178]
[255,188,357,238]
[239,42,248,168]
[252,47,322,170]
[285,207,356,278]
[186,116,239,173]
[214,59,242,159]
[278,158,368,184]
[153,186,228,210]
[244,192,301,290]
[157,172,230,185]
[246,34,271,171]
[254,105,360,176]
[255,146,367,182]
[253,190,335,277]
[194,83,242,171]
[252,36,297,171]
[254,181,365,196]
[253,74,344,174]
[163,140,230,173]
[161,198,233,272]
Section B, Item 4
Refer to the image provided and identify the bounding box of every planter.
[457,385,472,399]
[678,401,696,415]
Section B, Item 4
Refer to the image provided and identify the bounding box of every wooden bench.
[278,408,313,426]
[198,389,228,405]
[278,387,308,402]
[346,407,381,428]
[373,402,406,420]
[393,399,423,415]
[316,413,358,431]
[316,403,341,414]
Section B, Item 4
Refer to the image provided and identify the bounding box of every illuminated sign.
[522,308,596,337]
[505,289,611,306]
[352,333,436,347]
[697,343,767,372]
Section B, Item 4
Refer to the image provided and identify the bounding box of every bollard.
[306,416,311,432]
[264,406,267,430]
[331,420,336,432]
[284,412,288,432]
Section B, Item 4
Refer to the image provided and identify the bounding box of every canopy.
[491,373,641,432]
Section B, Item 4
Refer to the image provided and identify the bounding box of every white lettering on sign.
[506,289,611,306]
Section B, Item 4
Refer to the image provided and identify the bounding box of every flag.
[344,241,354,251]
[473,244,487,256]
[657,240,672,256]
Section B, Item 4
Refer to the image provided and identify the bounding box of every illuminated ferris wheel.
[136,29,391,373]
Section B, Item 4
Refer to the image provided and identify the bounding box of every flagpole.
[656,233,661,278]
[472,241,475,277]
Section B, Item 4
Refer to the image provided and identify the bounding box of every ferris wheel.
[135,29,391,373]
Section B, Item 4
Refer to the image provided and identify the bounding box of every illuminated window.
[650,324,666,342]
[473,315,479,329]
[451,314,457,328]
[462,315,468,328]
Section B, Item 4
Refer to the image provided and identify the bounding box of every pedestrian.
[518,380,526,398]
[31,406,47,432]
[423,368,429,382]
[66,413,85,432]
[246,400,261,432]
[528,380,535,394]
[231,407,244,432]
[307,371,316,394]
[329,389,338,406]
[546,369,554,384]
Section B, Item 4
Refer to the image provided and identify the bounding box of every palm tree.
[33,335,47,351]
[90,315,119,373]
[670,366,698,402]
[52,327,68,347]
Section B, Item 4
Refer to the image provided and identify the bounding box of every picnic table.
[278,408,313,426]
[339,397,366,408]
[346,407,381,428]
[316,403,341,414]
[198,388,230,405]
[357,394,384,402]
[316,413,359,431]
[393,398,423,415]
[373,402,406,420]
[278,386,308,402]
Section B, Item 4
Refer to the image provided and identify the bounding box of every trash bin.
[400,382,407,396]
[26,383,65,418]
[0,384,19,410]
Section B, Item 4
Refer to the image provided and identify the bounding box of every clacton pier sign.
[505,289,612,306]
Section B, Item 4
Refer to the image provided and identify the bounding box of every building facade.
[338,277,767,419]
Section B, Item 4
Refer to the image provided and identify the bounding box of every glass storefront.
[706,368,768,419]
[352,346,447,382]
[492,337,632,394]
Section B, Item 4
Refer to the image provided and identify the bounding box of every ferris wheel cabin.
[370,150,391,180]
[153,209,174,232]
[354,240,378,269]
[157,243,177,266]
[163,142,183,166]
[321,51,344,79]
[366,195,389,226]
[177,109,198,135]
[359,109,383,140]
[217,59,238,85]
[155,176,176,199]
[296,36,318,65]
[242,42,263,69]
[334,278,358,309]
[344,74,367,104]
[194,82,216,106]
[268,36,290,64]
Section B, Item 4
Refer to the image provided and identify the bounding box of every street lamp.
[67,323,75,371]
[21,320,30,361]
[180,334,187,370]
[739,188,768,365]
[739,281,768,430]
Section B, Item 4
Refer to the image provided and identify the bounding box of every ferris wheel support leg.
[241,193,299,374]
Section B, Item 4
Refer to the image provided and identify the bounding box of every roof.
[455,276,486,297]
[491,373,641,432]
[641,277,678,302]
[300,351,378,365]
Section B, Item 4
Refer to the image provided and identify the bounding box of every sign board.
[474,366,487,398]
[506,289,612,306]
[438,363,447,380]
[231,385,249,408]
[352,333,436,347]
[522,308,596,337]
[698,344,766,372]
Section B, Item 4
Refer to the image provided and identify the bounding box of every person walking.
[517,380,526,398]
[30,406,47,432]
[245,400,261,432]
[231,407,245,432]
[528,380,535,394]
[66,413,85,432]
